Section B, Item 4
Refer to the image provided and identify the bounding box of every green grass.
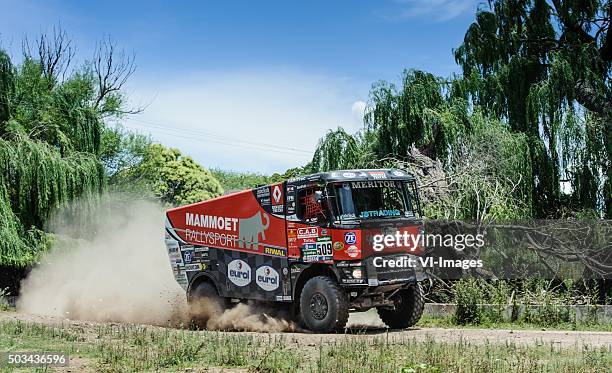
[417,314,612,332]
[0,319,610,372]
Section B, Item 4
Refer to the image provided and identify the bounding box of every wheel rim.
[310,293,328,320]
[392,291,405,311]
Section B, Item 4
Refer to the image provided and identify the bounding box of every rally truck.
[164,169,426,332]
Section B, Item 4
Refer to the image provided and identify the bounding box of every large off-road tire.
[299,276,349,333]
[377,283,425,329]
[188,281,226,328]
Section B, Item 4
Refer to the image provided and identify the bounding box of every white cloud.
[351,100,367,125]
[124,68,366,174]
[384,0,477,22]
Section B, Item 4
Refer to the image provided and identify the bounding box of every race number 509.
[4,352,68,367]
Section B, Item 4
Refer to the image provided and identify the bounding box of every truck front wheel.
[188,281,226,328]
[299,276,349,333]
[377,283,424,329]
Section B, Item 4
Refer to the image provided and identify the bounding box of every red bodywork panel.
[166,189,286,256]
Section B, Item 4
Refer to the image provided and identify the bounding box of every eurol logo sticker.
[345,232,357,245]
[256,265,279,291]
[228,259,251,287]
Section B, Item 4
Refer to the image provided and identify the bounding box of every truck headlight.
[352,268,363,279]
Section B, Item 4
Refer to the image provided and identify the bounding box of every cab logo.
[298,227,318,239]
[256,265,279,291]
[228,259,251,287]
[345,232,357,245]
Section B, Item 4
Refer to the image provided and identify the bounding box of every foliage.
[425,114,531,220]
[11,59,102,155]
[210,168,280,191]
[452,278,485,324]
[365,70,469,162]
[0,134,103,266]
[448,278,605,327]
[0,51,13,125]
[454,0,611,217]
[308,1,611,220]
[0,30,134,266]
[116,144,223,206]
[100,124,151,183]
[310,127,365,172]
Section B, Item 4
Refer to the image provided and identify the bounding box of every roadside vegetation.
[0,319,609,372]
[415,278,612,330]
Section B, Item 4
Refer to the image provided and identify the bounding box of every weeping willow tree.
[0,135,104,266]
[310,127,365,172]
[453,0,611,218]
[364,70,470,162]
[0,29,137,267]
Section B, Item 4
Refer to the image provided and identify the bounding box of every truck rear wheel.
[377,283,424,329]
[299,276,349,333]
[188,281,226,328]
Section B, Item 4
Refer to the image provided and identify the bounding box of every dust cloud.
[16,196,299,332]
[17,198,187,325]
[189,299,297,332]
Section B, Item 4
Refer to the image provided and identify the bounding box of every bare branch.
[24,26,75,86]
[92,37,137,114]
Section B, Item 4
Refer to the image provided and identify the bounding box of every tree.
[116,144,223,206]
[0,30,137,267]
[310,127,364,172]
[453,0,611,217]
[365,70,470,162]
[100,125,151,183]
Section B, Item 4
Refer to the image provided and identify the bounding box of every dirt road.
[2,310,610,349]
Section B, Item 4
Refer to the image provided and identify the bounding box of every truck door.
[285,181,333,261]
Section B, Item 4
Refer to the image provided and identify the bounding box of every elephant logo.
[238,211,270,250]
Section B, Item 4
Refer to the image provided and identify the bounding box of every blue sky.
[1,0,484,174]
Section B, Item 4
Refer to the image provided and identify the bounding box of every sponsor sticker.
[256,187,270,198]
[369,171,386,179]
[227,259,251,287]
[264,246,287,257]
[182,250,194,264]
[333,241,344,251]
[272,184,283,205]
[298,227,318,239]
[345,245,359,258]
[256,265,280,291]
[342,278,364,284]
[184,264,200,271]
[345,232,357,245]
[392,170,405,176]
[342,172,356,178]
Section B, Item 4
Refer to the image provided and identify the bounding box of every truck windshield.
[330,180,417,221]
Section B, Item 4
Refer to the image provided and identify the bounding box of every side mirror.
[314,190,323,203]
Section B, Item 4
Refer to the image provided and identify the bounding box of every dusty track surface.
[2,310,611,349]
